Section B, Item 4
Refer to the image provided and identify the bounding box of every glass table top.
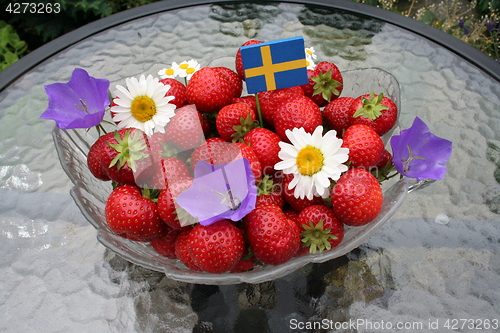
[0,1,499,332]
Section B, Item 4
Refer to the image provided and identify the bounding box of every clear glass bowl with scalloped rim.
[52,67,410,285]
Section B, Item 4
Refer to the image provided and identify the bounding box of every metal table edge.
[0,0,498,93]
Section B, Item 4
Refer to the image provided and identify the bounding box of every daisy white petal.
[114,85,134,101]
[177,59,200,79]
[110,74,177,136]
[275,127,349,199]
[110,105,132,113]
[275,159,296,171]
[158,62,181,79]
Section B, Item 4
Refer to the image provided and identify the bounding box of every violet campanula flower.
[485,21,496,32]
[390,117,452,181]
[176,158,257,226]
[40,68,110,129]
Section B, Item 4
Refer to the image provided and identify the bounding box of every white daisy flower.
[177,59,200,79]
[305,47,317,70]
[111,74,176,136]
[158,62,181,79]
[274,126,349,200]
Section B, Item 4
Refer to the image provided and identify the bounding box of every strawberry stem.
[254,94,264,128]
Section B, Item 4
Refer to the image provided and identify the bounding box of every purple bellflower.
[176,158,257,226]
[390,117,452,182]
[40,68,110,129]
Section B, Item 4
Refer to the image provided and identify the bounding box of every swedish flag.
[240,36,309,94]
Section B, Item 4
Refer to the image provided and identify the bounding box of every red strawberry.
[243,127,282,175]
[256,175,284,208]
[306,61,343,105]
[299,69,316,99]
[109,99,120,126]
[282,173,325,212]
[274,95,323,142]
[323,96,355,135]
[99,128,150,185]
[136,156,191,190]
[342,123,385,169]
[215,67,243,98]
[199,114,211,137]
[373,149,395,182]
[296,205,344,255]
[283,208,300,225]
[235,142,262,182]
[191,137,240,169]
[164,104,206,151]
[186,67,234,112]
[160,157,191,184]
[243,203,300,265]
[87,134,112,181]
[349,92,398,136]
[150,226,183,259]
[144,130,170,162]
[331,168,383,226]
[230,247,256,273]
[216,103,257,142]
[188,220,245,273]
[175,230,201,270]
[232,96,257,113]
[157,177,195,230]
[300,69,333,107]
[377,149,393,169]
[257,86,304,126]
[235,40,263,80]
[105,185,168,242]
[160,78,187,109]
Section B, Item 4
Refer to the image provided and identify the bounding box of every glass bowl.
[52,67,409,285]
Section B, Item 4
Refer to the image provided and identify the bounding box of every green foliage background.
[0,0,498,71]
[3,0,161,48]
[0,20,28,71]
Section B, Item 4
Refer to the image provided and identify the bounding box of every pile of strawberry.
[86,40,398,274]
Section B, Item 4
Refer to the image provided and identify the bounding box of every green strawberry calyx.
[352,91,390,121]
[108,129,149,172]
[311,69,342,102]
[232,113,259,142]
[175,205,199,227]
[257,175,276,196]
[301,219,338,254]
[141,187,161,202]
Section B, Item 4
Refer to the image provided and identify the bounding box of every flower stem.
[95,123,107,136]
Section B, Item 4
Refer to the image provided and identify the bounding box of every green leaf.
[0,28,9,48]
[8,32,20,44]
[13,41,26,52]
[4,51,18,64]
[418,9,437,26]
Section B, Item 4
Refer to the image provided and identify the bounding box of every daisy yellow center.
[165,68,175,75]
[179,63,189,69]
[131,96,156,122]
[186,67,195,74]
[296,145,324,176]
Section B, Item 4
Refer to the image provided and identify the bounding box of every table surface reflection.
[0,1,499,332]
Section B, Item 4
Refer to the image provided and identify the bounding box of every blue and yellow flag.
[240,36,309,94]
